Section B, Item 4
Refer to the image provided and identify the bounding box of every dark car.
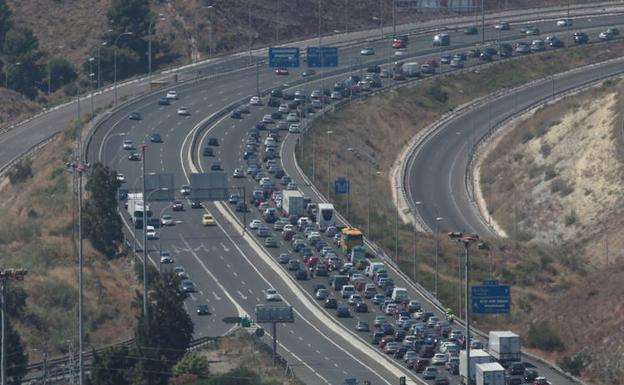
[574,32,589,44]
[301,69,316,77]
[324,298,338,309]
[202,147,214,157]
[506,376,523,385]
[128,112,141,120]
[207,137,219,146]
[150,133,162,143]
[211,162,222,171]
[230,110,242,119]
[434,378,450,385]
[191,200,203,209]
[366,65,381,73]
[464,26,478,35]
[336,305,350,318]
[507,362,525,376]
[381,324,395,336]
[270,89,283,98]
[236,202,248,212]
[524,368,539,383]
[181,280,197,293]
[295,269,309,280]
[414,359,430,373]
[158,97,170,105]
[356,321,370,332]
[268,97,281,107]
[355,302,368,313]
[196,304,210,315]
[128,152,140,161]
[172,201,184,211]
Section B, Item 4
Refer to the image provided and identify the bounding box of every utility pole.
[0,269,28,385]
[481,0,485,44]
[141,144,149,338]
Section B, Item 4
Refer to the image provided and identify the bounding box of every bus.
[340,227,364,255]
[316,203,336,231]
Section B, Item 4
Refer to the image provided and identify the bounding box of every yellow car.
[202,213,216,226]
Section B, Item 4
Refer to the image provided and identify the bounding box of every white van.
[341,285,356,298]
[391,287,409,302]
[365,262,385,278]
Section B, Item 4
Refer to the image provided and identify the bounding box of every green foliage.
[83,162,122,258]
[2,26,43,98]
[0,0,12,53]
[47,57,77,92]
[204,367,265,385]
[32,279,77,310]
[173,353,209,378]
[425,84,448,104]
[107,0,151,37]
[5,285,27,318]
[558,353,589,376]
[2,27,38,57]
[7,158,32,184]
[90,345,142,385]
[527,321,565,352]
[2,319,27,385]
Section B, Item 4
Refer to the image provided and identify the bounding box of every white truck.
[281,190,305,217]
[391,287,409,302]
[476,362,505,385]
[126,193,150,229]
[460,349,492,384]
[488,331,521,362]
[402,62,421,77]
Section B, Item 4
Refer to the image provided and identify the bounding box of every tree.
[135,272,194,384]
[107,0,151,37]
[0,0,12,53]
[2,26,43,98]
[47,57,77,93]
[83,162,122,258]
[90,345,141,385]
[173,353,209,378]
[3,319,27,385]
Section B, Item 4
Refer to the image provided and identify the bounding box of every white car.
[249,219,262,229]
[177,106,190,115]
[166,90,178,99]
[288,124,301,133]
[394,48,408,57]
[161,214,174,226]
[286,182,297,190]
[262,114,273,123]
[265,288,281,301]
[556,18,572,27]
[250,96,262,105]
[432,353,448,365]
[286,112,299,122]
[360,47,375,55]
[146,225,157,239]
[116,173,126,183]
[180,185,191,195]
[330,91,343,100]
[122,140,134,150]
[278,104,289,113]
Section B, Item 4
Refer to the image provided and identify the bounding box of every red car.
[533,378,551,385]
[392,40,406,49]
[424,58,439,67]
[274,67,289,75]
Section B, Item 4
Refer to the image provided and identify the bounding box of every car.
[286,182,297,190]
[232,168,244,178]
[276,253,290,264]
[128,152,140,161]
[249,219,262,229]
[525,26,540,35]
[286,112,299,122]
[394,48,408,57]
[207,137,219,146]
[262,114,273,124]
[423,366,438,380]
[599,31,614,41]
[210,161,222,171]
[202,147,214,157]
[172,201,184,211]
[360,47,375,55]
[295,269,308,280]
[146,225,157,239]
[166,90,178,99]
[181,280,197,293]
[191,200,202,209]
[495,21,510,30]
[547,36,564,48]
[196,304,210,315]
[336,305,350,318]
[150,133,162,143]
[265,237,278,248]
[524,368,539,382]
[180,185,191,195]
[158,97,170,105]
[116,173,125,183]
[355,321,370,332]
[556,18,572,27]
[177,107,190,115]
[128,112,141,120]
[392,39,406,49]
[530,39,546,51]
[288,123,301,133]
[160,251,173,264]
[315,288,329,300]
[515,42,530,54]
[464,26,478,35]
[301,69,316,77]
[355,302,368,313]
[324,298,338,308]
[160,214,174,226]
[432,353,448,365]
[574,32,589,44]
[250,96,262,105]
[237,104,251,113]
[265,288,281,301]
[274,67,289,75]
[440,55,452,65]
[236,202,248,212]
[287,259,300,271]
[533,377,551,385]
[122,140,134,150]
[202,213,216,226]
[434,378,450,385]
[372,294,385,305]
[230,110,242,119]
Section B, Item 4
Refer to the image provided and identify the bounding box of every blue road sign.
[471,284,510,314]
[482,279,499,286]
[269,47,300,68]
[335,177,350,195]
[307,47,339,68]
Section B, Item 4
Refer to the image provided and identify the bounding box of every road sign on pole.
[269,47,300,68]
[307,47,339,67]
[335,177,350,195]
[471,284,511,314]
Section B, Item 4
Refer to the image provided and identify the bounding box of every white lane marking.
[241,280,246,286]
[220,242,230,252]
[247,288,253,294]
[236,290,248,300]
[233,271,238,277]
[226,263,231,269]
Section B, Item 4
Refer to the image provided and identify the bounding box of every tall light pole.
[140,144,149,338]
[413,201,423,281]
[326,130,334,199]
[207,6,214,58]
[481,0,485,44]
[148,14,166,78]
[379,0,383,39]
[146,188,169,273]
[88,57,95,117]
[113,32,134,107]
[97,41,107,90]
[0,268,28,385]
[449,232,479,385]
[347,147,376,237]
[434,216,444,298]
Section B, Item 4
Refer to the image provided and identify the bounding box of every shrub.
[558,353,589,376]
[426,84,448,104]
[521,131,534,143]
[527,321,565,351]
[540,143,551,158]
[544,167,557,181]
[8,159,33,184]
[565,210,577,226]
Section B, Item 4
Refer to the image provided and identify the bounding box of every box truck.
[488,331,521,362]
[476,362,505,385]
[402,62,421,77]
[281,190,305,217]
[460,349,492,384]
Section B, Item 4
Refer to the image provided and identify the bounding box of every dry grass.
[0,125,136,357]
[298,39,624,385]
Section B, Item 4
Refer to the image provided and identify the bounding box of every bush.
[564,210,577,226]
[8,158,33,184]
[540,143,551,158]
[426,84,448,104]
[558,354,589,376]
[527,321,565,351]
[48,57,77,92]
[173,353,209,378]
[544,167,557,181]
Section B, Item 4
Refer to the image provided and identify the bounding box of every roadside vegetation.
[298,40,624,384]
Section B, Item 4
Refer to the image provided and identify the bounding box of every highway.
[6,4,624,385]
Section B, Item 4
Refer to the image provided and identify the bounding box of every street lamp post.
[413,201,423,280]
[113,32,134,107]
[434,216,444,298]
[326,130,334,199]
[347,147,376,237]
[88,57,95,117]
[146,188,169,274]
[140,144,150,338]
[148,14,166,78]
[0,269,28,385]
